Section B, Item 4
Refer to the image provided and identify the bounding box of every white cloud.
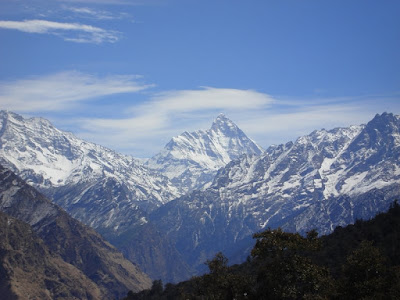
[81,87,275,133]
[57,0,156,5]
[77,92,400,157]
[1,70,398,157]
[77,87,276,155]
[62,6,130,20]
[0,19,120,43]
[148,87,274,112]
[0,71,152,112]
[232,104,366,146]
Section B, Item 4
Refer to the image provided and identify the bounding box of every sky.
[0,0,399,158]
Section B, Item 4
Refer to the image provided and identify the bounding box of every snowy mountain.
[147,113,263,192]
[0,164,151,299]
[0,110,191,283]
[0,110,179,228]
[150,112,400,272]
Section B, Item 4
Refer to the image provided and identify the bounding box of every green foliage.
[339,241,390,299]
[252,228,333,299]
[192,252,253,299]
[251,228,321,260]
[205,252,228,274]
[149,280,163,297]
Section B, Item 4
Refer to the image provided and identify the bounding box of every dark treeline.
[123,201,400,299]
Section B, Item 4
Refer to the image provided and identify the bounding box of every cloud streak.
[78,92,400,157]
[0,19,120,43]
[76,87,275,155]
[57,0,159,5]
[0,71,152,112]
[81,87,275,133]
[0,70,398,157]
[76,87,276,157]
[63,6,130,20]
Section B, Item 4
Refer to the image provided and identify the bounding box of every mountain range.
[149,112,400,270]
[0,110,190,282]
[0,110,265,282]
[0,110,399,283]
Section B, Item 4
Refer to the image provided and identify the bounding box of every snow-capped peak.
[147,114,264,192]
[211,113,238,132]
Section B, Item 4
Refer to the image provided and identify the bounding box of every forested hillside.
[125,201,400,299]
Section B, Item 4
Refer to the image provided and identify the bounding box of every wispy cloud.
[229,96,400,148]
[0,19,120,43]
[1,70,398,157]
[146,87,274,114]
[63,6,130,20]
[57,0,157,5]
[81,87,275,133]
[77,87,275,155]
[78,92,400,157]
[0,71,152,112]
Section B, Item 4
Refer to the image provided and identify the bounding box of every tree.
[149,279,163,297]
[206,252,229,275]
[251,228,333,299]
[201,252,252,300]
[340,240,389,299]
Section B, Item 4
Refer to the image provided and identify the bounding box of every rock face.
[0,164,152,299]
[150,113,400,271]
[0,211,102,300]
[147,113,263,193]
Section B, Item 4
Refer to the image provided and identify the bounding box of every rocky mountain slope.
[0,211,102,300]
[0,164,151,299]
[150,112,400,271]
[147,113,263,192]
[0,110,192,283]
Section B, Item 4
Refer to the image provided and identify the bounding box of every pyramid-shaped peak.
[211,113,239,132]
[214,113,233,123]
[216,113,229,120]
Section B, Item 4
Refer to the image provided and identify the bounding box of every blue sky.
[0,0,399,157]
